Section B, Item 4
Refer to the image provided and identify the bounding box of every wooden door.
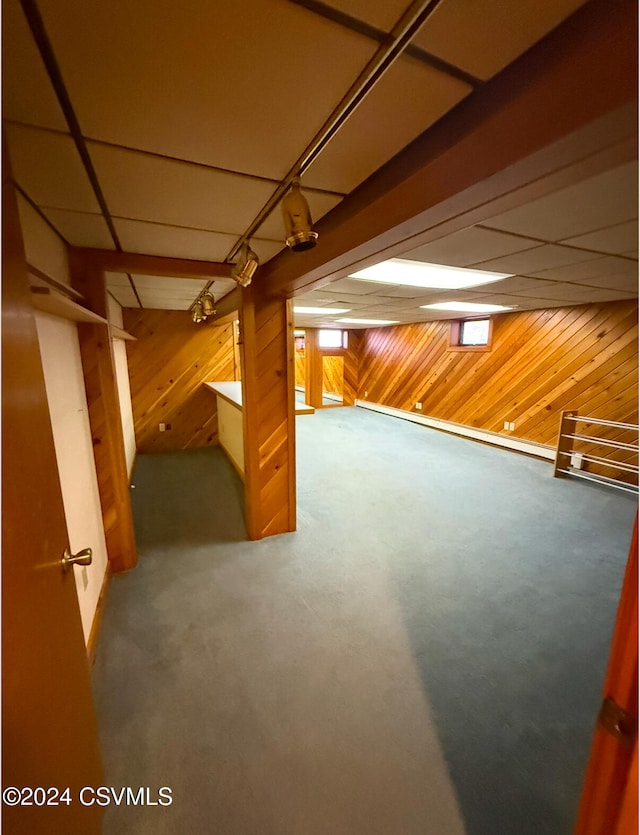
[574,516,638,834]
[2,155,104,833]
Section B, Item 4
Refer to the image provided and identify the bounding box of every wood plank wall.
[359,301,638,479]
[322,356,344,399]
[123,309,236,454]
[301,328,362,407]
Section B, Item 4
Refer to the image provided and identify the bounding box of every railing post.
[554,409,578,478]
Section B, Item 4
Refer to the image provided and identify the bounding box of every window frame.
[448,317,493,352]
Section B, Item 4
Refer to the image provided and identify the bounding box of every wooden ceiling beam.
[256,0,637,299]
[68,247,233,278]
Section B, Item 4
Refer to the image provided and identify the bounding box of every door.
[2,154,103,833]
[574,516,638,834]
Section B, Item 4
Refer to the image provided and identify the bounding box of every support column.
[240,285,296,540]
[69,253,137,572]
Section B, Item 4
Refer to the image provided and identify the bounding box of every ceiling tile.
[129,275,208,293]
[2,0,68,131]
[412,0,589,81]
[324,278,385,295]
[105,271,133,288]
[89,143,275,234]
[113,218,237,262]
[529,255,636,282]
[485,162,638,241]
[561,221,639,255]
[6,124,100,213]
[41,208,115,249]
[316,0,409,32]
[304,55,471,193]
[40,0,377,179]
[471,244,599,274]
[137,297,196,311]
[254,190,343,241]
[107,285,140,308]
[483,276,557,295]
[564,272,638,293]
[250,240,286,264]
[401,226,538,266]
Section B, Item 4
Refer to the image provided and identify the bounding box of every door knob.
[61,547,92,572]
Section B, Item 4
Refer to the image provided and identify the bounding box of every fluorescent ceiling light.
[349,259,513,289]
[294,306,351,314]
[421,302,514,312]
[337,317,399,325]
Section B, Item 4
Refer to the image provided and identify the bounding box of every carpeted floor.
[93,406,637,834]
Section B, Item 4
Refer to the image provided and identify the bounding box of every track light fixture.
[231,242,259,287]
[200,291,216,316]
[282,177,318,251]
[191,300,206,323]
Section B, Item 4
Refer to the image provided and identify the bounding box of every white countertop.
[204,381,242,407]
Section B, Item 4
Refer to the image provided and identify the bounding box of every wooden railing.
[554,411,639,495]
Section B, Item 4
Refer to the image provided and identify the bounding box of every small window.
[460,319,490,346]
[319,329,348,349]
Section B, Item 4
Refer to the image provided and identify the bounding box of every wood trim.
[109,324,136,341]
[69,247,233,278]
[286,298,296,531]
[30,286,110,325]
[574,516,638,835]
[86,564,110,667]
[27,262,84,300]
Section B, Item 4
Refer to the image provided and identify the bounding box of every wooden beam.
[240,285,296,539]
[69,251,137,573]
[254,0,637,298]
[69,247,233,278]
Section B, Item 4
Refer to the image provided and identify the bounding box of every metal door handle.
[61,547,93,572]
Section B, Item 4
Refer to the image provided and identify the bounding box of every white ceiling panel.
[41,208,115,249]
[317,0,409,32]
[113,219,237,262]
[484,163,638,241]
[89,143,275,234]
[471,244,599,274]
[105,271,132,288]
[401,226,538,266]
[323,278,385,295]
[303,55,471,193]
[558,272,638,293]
[6,124,100,213]
[528,255,637,283]
[107,286,140,308]
[2,0,68,131]
[561,221,639,255]
[254,190,344,241]
[412,0,589,81]
[249,240,286,265]
[39,0,377,180]
[129,275,209,293]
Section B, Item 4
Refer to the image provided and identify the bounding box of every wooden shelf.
[30,286,109,325]
[109,324,137,341]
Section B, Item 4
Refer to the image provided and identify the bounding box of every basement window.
[318,329,348,349]
[449,318,492,351]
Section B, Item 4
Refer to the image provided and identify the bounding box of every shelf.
[110,324,137,341]
[30,286,109,325]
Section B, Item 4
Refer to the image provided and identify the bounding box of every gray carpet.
[93,407,637,834]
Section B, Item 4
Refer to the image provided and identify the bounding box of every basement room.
[3,1,638,834]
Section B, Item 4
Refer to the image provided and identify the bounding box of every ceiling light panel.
[412,0,589,81]
[421,302,514,312]
[88,143,275,233]
[303,55,471,193]
[41,208,115,249]
[349,259,513,289]
[401,226,540,267]
[484,162,638,241]
[6,124,100,213]
[3,0,68,130]
[113,219,238,262]
[39,0,377,180]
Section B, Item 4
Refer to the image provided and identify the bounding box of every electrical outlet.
[510,421,516,431]
[81,566,89,591]
[504,421,510,430]
[415,402,422,410]
[159,423,166,432]
[364,391,368,398]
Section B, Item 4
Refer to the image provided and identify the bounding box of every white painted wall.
[18,195,109,644]
[217,397,245,475]
[107,295,137,477]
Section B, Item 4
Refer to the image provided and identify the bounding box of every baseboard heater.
[354,400,555,461]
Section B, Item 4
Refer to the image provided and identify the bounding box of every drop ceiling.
[4,0,636,326]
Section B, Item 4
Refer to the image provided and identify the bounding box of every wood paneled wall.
[123,309,236,453]
[301,328,362,407]
[322,356,344,398]
[359,300,638,461]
